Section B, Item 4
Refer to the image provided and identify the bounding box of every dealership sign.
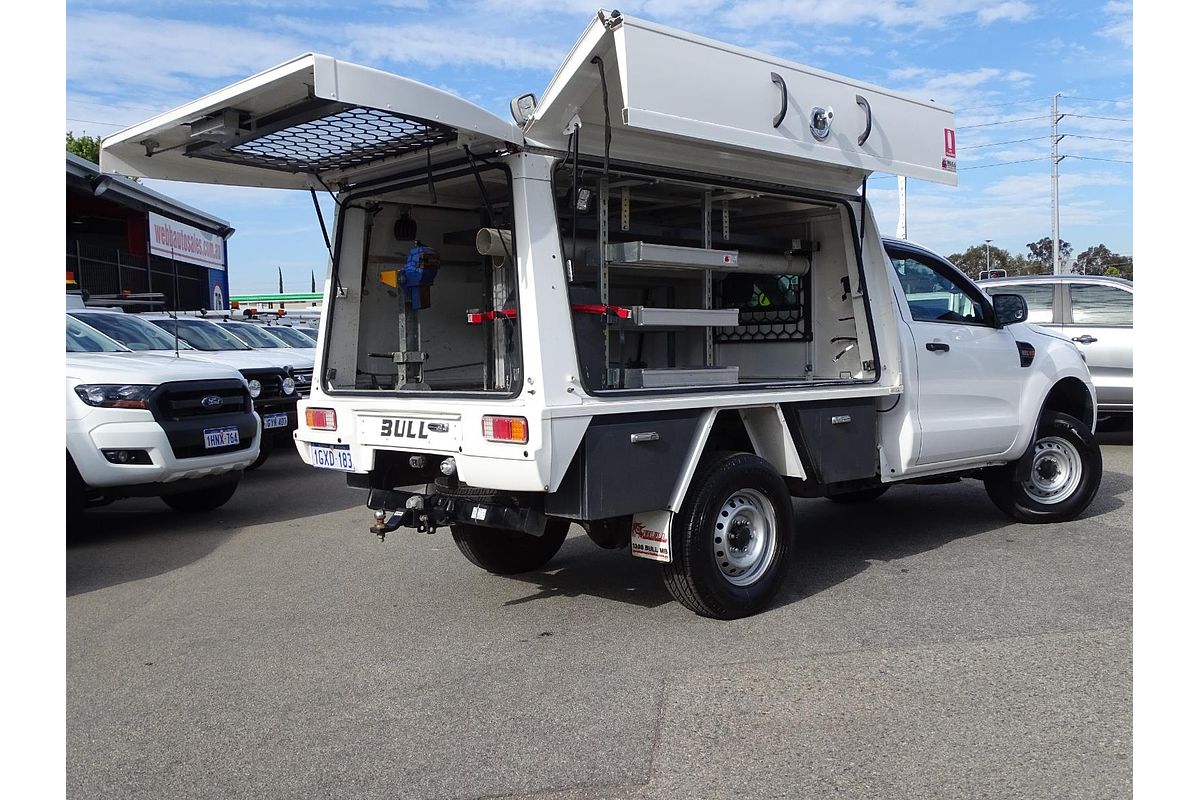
[148,212,226,270]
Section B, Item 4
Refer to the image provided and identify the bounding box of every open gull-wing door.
[524,13,957,192]
[100,54,522,190]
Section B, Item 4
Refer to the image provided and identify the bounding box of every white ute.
[66,315,261,526]
[102,11,1101,618]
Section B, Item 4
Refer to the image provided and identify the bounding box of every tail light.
[305,407,337,430]
[482,415,528,444]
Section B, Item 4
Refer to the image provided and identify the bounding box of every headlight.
[74,384,155,409]
[247,379,262,399]
[281,377,296,395]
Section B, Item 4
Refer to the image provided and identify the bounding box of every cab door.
[886,243,1023,465]
[100,54,522,189]
[1064,281,1133,411]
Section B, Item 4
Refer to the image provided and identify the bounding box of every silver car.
[978,274,1133,417]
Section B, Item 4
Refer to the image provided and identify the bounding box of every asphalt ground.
[67,431,1132,800]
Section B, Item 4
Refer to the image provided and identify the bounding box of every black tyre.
[827,485,889,504]
[450,518,570,574]
[984,411,1102,523]
[246,442,271,471]
[161,480,240,513]
[67,454,86,537]
[660,452,793,620]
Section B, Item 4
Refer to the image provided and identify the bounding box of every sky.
[64,1,1132,293]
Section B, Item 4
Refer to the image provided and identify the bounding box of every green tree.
[1074,244,1133,280]
[66,131,101,164]
[1025,237,1073,272]
[949,243,1041,277]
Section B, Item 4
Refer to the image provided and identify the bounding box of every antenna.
[170,248,180,358]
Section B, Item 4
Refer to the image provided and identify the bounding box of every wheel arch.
[1040,377,1096,431]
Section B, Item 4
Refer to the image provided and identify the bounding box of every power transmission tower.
[1051,93,1065,274]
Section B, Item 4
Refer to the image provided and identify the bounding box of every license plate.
[203,426,240,449]
[263,412,289,430]
[310,444,353,471]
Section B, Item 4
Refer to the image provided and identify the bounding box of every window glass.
[984,284,1054,324]
[1069,284,1132,325]
[263,326,316,348]
[149,319,253,350]
[66,316,127,352]
[218,322,285,348]
[69,311,194,351]
[890,256,986,324]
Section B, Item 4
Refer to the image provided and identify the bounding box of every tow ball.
[370,496,447,541]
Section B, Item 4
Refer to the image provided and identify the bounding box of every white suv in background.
[66,315,261,527]
[978,275,1133,418]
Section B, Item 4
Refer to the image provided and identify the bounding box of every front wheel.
[660,452,793,620]
[450,518,570,574]
[161,480,240,513]
[984,412,1102,523]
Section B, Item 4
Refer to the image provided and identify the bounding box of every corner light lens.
[305,408,337,430]
[281,377,296,395]
[482,415,529,444]
[247,379,262,398]
[74,384,155,409]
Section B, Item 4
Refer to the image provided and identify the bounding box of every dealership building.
[67,153,233,310]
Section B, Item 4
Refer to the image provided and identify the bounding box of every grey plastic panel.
[783,397,878,484]
[546,411,703,520]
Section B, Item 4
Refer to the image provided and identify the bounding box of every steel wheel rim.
[711,488,777,586]
[1021,435,1083,505]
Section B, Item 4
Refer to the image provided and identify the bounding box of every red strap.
[466,308,518,324]
[570,303,631,319]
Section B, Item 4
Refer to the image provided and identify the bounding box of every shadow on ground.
[66,449,363,596]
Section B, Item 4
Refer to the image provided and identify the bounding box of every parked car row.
[65,301,319,528]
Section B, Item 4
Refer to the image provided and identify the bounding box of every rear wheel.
[660,452,793,620]
[985,412,1102,523]
[161,480,240,513]
[451,518,570,574]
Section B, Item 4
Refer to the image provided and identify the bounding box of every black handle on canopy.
[771,72,787,128]
[856,95,872,146]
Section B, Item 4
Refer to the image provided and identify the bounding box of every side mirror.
[992,293,1028,326]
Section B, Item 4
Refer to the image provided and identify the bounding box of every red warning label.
[944,128,957,158]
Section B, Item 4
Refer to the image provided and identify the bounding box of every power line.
[1062,155,1133,164]
[1064,134,1133,144]
[959,135,1050,151]
[1062,113,1133,123]
[957,98,1045,112]
[959,114,1049,129]
[66,116,128,127]
[960,156,1051,170]
[1060,95,1132,105]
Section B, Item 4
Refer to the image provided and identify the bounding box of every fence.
[67,240,210,310]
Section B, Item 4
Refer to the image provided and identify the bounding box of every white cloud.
[343,23,564,71]
[1098,1,1132,48]
[976,1,1033,25]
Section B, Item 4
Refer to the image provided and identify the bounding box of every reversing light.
[482,415,528,444]
[306,407,337,430]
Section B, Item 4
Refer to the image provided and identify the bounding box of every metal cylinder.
[476,228,513,266]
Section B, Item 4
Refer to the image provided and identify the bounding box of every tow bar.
[366,487,548,541]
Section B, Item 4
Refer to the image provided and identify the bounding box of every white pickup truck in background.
[99,10,1103,618]
[66,315,261,527]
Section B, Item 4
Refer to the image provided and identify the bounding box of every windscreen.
[149,318,253,351]
[262,326,315,348]
[219,322,286,348]
[67,316,127,352]
[69,311,194,351]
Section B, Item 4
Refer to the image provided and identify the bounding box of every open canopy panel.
[525,12,958,191]
[100,54,521,189]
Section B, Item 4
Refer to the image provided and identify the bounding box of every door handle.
[1072,335,1098,344]
[925,342,950,352]
[630,432,660,444]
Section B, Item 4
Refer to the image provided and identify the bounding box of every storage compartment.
[546,412,703,519]
[782,398,878,484]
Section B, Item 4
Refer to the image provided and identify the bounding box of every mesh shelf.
[714,309,811,343]
[198,107,457,175]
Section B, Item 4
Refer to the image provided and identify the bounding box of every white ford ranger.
[100,11,1101,617]
[66,315,261,526]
